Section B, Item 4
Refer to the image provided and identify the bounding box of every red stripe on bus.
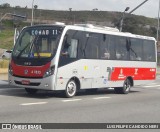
[11,60,51,78]
[110,67,156,81]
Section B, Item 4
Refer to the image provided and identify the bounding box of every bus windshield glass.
[13,26,63,59]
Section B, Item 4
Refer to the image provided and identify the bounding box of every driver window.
[68,39,78,58]
[61,35,70,57]
[61,30,78,58]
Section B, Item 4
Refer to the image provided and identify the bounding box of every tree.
[15,6,21,8]
[112,15,154,36]
[0,3,10,8]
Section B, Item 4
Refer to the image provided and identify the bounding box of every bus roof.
[24,23,156,42]
[65,24,156,41]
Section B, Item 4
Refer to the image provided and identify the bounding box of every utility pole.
[119,7,130,32]
[157,0,160,43]
[31,0,35,26]
[119,0,149,32]
[129,0,149,14]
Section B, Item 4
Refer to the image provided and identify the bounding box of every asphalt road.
[0,76,160,131]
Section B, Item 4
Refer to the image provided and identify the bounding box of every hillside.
[0,6,157,25]
[0,6,158,50]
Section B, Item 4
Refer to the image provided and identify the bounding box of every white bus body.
[8,24,157,97]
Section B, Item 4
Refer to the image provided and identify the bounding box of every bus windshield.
[13,26,63,59]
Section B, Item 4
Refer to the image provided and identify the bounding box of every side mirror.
[6,50,12,53]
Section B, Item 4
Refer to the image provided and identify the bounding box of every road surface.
[0,76,160,131]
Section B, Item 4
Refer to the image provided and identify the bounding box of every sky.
[0,0,159,18]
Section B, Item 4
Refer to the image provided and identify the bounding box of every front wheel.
[25,88,38,95]
[114,79,131,94]
[65,80,77,98]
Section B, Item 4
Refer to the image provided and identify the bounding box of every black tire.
[114,79,131,94]
[25,88,38,95]
[65,80,77,98]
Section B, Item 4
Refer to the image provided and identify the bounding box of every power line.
[129,0,149,14]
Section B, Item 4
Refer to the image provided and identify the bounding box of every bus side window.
[130,38,143,61]
[68,39,78,58]
[143,40,156,62]
[84,33,100,59]
[61,34,70,57]
[100,34,110,59]
[108,35,116,60]
[115,37,128,60]
[61,31,78,58]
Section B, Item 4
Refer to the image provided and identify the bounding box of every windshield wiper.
[17,42,32,58]
[17,36,37,58]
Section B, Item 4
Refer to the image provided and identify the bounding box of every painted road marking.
[145,83,158,85]
[20,102,47,106]
[0,88,21,90]
[93,97,111,100]
[62,99,82,102]
[143,85,160,88]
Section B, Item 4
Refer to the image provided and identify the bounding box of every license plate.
[22,80,30,85]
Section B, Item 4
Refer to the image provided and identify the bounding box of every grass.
[0,29,14,50]
[0,60,9,68]
[0,68,8,74]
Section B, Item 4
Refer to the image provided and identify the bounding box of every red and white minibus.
[8,23,157,97]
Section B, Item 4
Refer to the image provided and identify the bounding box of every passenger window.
[100,34,110,59]
[115,37,128,60]
[143,40,156,62]
[130,39,143,61]
[85,33,99,59]
[108,36,116,60]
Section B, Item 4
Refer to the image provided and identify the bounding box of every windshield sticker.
[34,53,52,57]
[29,53,34,58]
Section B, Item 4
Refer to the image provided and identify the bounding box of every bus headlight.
[9,64,13,75]
[43,66,55,78]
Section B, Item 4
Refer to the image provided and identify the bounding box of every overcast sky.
[0,0,159,18]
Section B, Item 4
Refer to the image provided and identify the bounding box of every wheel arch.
[70,76,81,90]
[126,76,134,87]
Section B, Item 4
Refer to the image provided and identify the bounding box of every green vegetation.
[0,60,9,68]
[0,3,159,50]
[0,29,14,50]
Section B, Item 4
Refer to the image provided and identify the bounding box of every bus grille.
[13,75,43,79]
[14,81,41,86]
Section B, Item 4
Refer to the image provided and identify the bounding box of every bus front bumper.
[8,74,55,90]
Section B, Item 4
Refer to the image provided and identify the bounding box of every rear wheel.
[65,80,77,98]
[25,88,38,95]
[114,79,131,94]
